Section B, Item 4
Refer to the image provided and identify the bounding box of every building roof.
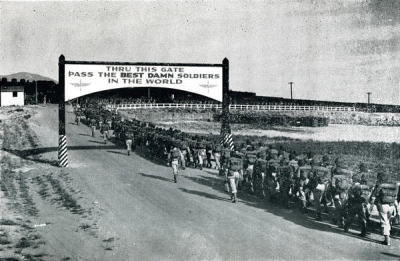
[1,85,24,92]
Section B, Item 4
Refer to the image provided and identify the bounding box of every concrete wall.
[1,91,24,106]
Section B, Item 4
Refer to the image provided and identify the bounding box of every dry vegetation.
[0,107,102,260]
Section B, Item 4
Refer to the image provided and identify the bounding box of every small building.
[1,85,25,107]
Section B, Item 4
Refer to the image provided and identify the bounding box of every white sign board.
[65,64,223,102]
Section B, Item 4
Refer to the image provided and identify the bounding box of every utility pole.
[288,82,294,100]
[35,81,38,104]
[367,92,371,104]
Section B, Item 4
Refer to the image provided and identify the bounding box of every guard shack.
[0,78,25,107]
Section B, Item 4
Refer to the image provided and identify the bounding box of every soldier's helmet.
[298,159,305,167]
[359,162,367,172]
[376,171,388,184]
[246,146,254,151]
[310,159,320,167]
[334,157,347,168]
[352,174,361,183]
[360,174,368,185]
[322,155,330,163]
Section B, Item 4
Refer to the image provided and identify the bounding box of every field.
[119,107,400,126]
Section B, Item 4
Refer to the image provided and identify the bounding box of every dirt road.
[1,104,400,260]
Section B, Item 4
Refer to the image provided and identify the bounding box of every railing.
[104,103,357,112]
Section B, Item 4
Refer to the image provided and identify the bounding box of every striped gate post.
[58,135,68,167]
[58,54,68,167]
[220,58,234,150]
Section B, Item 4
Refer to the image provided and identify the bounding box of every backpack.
[256,159,267,173]
[214,145,222,153]
[298,165,312,179]
[334,168,352,177]
[379,183,399,204]
[289,160,298,169]
[278,166,293,186]
[351,184,371,202]
[246,152,257,165]
[334,175,350,191]
[222,149,231,159]
[181,142,188,150]
[229,158,242,171]
[101,124,109,131]
[313,166,331,183]
[125,132,134,139]
[171,149,181,159]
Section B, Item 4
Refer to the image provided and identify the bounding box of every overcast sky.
[1,0,400,105]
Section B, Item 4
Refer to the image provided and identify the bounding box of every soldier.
[320,155,331,167]
[244,147,257,192]
[206,142,213,168]
[188,141,197,168]
[278,159,294,209]
[344,174,371,237]
[101,122,110,144]
[331,158,352,228]
[254,152,267,198]
[288,153,299,170]
[125,131,134,156]
[168,143,185,183]
[220,143,231,176]
[305,151,315,165]
[213,143,222,170]
[90,119,97,137]
[310,162,332,221]
[369,171,399,246]
[267,155,280,204]
[296,159,312,213]
[197,142,207,170]
[226,152,243,203]
[179,142,187,170]
[106,117,112,129]
[75,113,81,125]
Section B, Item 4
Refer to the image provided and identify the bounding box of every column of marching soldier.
[74,102,399,246]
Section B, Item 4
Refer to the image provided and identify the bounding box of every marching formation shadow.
[133,147,168,167]
[178,172,385,245]
[88,140,107,144]
[107,150,127,156]
[139,172,175,183]
[179,188,230,202]
[4,143,120,167]
[380,252,400,259]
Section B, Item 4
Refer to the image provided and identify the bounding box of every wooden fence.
[104,103,356,112]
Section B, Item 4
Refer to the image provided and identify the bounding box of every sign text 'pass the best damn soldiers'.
[65,64,222,102]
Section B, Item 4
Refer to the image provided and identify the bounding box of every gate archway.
[58,55,232,167]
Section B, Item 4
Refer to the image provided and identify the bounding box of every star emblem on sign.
[199,81,218,93]
[70,79,91,92]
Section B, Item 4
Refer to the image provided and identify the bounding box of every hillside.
[1,72,55,82]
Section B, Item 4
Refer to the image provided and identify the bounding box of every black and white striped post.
[220,58,234,150]
[58,55,68,167]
